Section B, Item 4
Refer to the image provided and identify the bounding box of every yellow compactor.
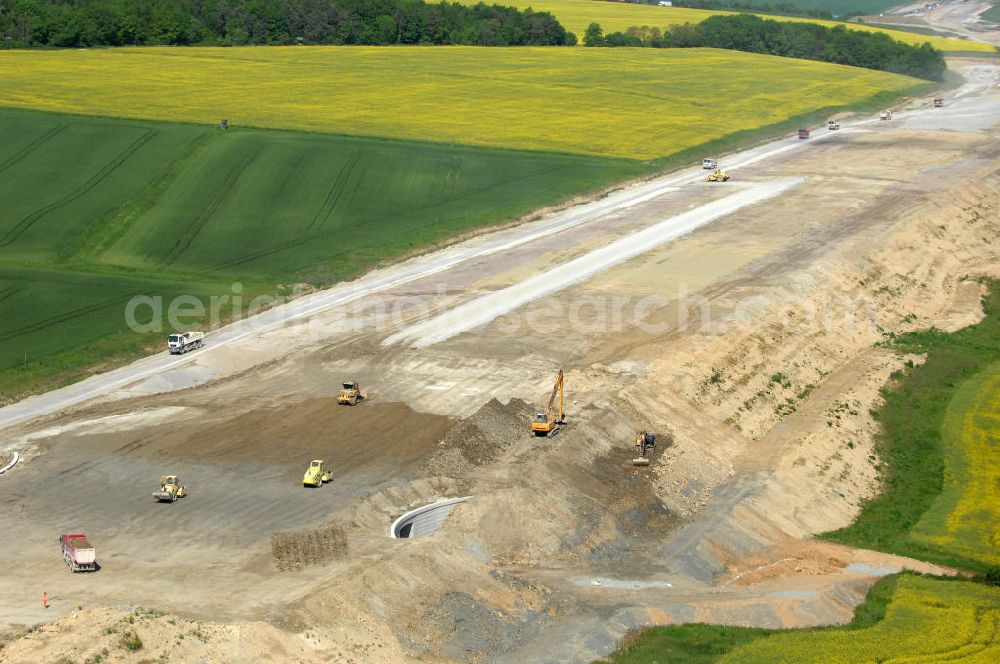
[153,475,187,502]
[303,460,332,487]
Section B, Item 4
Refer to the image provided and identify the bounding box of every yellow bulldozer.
[531,369,566,437]
[303,460,332,487]
[706,169,730,182]
[153,475,187,503]
[337,380,363,405]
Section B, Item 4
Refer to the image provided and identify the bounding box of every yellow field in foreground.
[913,363,1000,566]
[721,576,1000,663]
[0,47,917,160]
[471,0,995,53]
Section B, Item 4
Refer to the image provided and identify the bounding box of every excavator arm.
[545,369,564,424]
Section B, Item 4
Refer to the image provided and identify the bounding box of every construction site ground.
[1,60,999,663]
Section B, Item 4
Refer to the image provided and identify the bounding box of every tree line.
[583,13,946,80]
[0,0,576,47]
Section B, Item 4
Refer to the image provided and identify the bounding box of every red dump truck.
[60,533,97,572]
[797,128,811,139]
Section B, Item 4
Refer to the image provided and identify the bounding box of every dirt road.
[2,62,999,664]
[0,108,894,433]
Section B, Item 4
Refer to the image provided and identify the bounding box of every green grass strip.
[821,280,1000,573]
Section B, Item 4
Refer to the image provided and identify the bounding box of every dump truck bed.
[65,536,93,550]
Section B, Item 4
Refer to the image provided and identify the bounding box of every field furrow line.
[160,152,257,266]
[0,285,21,306]
[0,129,156,247]
[349,163,569,231]
[0,124,66,175]
[0,295,126,343]
[209,234,317,273]
[212,159,563,272]
[308,148,362,232]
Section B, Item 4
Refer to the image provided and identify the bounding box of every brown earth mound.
[425,398,535,475]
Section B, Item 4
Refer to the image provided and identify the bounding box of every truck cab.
[167,333,186,353]
[702,158,718,170]
[167,331,204,354]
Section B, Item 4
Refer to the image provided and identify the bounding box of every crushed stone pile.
[439,398,535,466]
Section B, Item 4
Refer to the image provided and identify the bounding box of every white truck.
[167,331,204,354]
[702,157,718,170]
[60,533,97,572]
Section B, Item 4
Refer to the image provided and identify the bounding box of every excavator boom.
[531,369,565,436]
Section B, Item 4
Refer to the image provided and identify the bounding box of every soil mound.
[435,397,534,467]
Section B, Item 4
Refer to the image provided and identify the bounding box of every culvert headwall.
[390,496,471,538]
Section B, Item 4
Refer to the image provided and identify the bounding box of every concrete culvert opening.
[391,496,471,538]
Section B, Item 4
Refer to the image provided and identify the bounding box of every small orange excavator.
[531,369,565,437]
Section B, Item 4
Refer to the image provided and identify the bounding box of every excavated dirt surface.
[2,62,999,663]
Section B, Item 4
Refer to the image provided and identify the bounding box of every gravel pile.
[439,398,535,466]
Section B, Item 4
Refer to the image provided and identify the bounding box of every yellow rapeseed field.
[720,575,1000,663]
[912,363,1000,567]
[0,46,916,160]
[470,0,996,53]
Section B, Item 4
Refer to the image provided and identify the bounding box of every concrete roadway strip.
[0,112,891,433]
[385,178,801,348]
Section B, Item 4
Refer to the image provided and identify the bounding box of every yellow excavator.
[531,369,565,437]
[632,431,656,466]
[706,169,730,182]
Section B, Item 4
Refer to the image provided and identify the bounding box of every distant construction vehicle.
[702,157,718,170]
[337,381,363,405]
[60,533,97,572]
[827,120,840,130]
[798,128,811,139]
[531,369,565,437]
[706,169,730,182]
[879,110,893,121]
[152,475,187,503]
[933,97,944,107]
[303,460,332,487]
[632,431,656,466]
[167,331,204,354]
